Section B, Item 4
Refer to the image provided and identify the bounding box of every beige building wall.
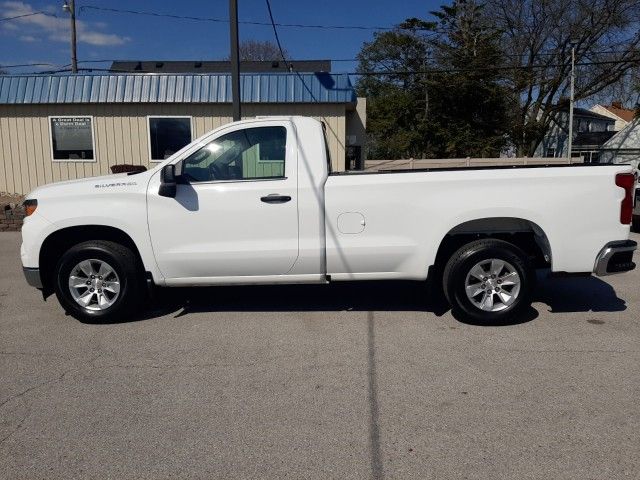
[346,97,367,146]
[0,103,347,195]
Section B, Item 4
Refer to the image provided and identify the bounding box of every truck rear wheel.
[53,240,143,323]
[442,239,534,323]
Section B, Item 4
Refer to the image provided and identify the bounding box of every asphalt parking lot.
[1,231,639,479]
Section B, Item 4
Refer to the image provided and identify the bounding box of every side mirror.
[159,164,177,198]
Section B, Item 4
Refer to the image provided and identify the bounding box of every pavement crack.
[367,311,384,480]
[0,351,70,360]
[0,353,102,410]
[0,378,59,410]
[504,349,632,354]
[0,409,31,446]
[97,361,261,370]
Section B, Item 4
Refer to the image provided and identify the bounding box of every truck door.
[146,121,299,281]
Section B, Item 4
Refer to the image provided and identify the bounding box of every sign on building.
[49,116,95,161]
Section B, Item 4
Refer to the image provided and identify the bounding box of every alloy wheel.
[464,258,521,312]
[68,259,121,311]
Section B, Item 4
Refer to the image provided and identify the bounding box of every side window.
[181,126,286,182]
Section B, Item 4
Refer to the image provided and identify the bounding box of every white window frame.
[48,115,97,163]
[147,115,193,163]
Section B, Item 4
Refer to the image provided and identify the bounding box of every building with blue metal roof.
[0,73,366,195]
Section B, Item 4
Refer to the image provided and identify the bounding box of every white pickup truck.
[21,116,637,323]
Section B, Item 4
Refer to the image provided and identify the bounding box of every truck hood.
[26,171,151,200]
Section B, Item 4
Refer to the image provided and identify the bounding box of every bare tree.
[488,0,640,155]
[226,40,289,61]
[589,71,640,108]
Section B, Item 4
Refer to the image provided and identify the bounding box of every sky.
[0,0,442,74]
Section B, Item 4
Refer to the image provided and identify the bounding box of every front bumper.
[593,240,637,276]
[23,267,43,289]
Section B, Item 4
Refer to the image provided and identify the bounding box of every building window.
[255,133,287,163]
[148,116,192,162]
[49,116,95,161]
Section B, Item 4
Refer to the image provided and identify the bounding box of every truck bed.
[324,163,632,279]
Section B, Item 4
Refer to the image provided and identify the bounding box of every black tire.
[442,239,534,324]
[53,240,143,323]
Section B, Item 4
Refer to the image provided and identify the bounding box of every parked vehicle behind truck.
[20,116,637,323]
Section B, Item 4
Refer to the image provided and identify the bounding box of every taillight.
[23,199,37,217]
[615,173,635,225]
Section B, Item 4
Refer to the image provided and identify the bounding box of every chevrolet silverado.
[20,116,637,323]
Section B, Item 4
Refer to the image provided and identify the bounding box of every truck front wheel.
[53,240,143,323]
[442,239,534,323]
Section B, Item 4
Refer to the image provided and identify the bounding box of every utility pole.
[567,43,576,160]
[63,0,78,73]
[229,0,241,121]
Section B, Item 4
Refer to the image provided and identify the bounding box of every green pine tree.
[357,0,513,159]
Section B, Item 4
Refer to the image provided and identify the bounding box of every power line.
[0,62,60,68]
[78,5,435,32]
[2,48,638,71]
[78,6,227,24]
[350,56,640,76]
[264,0,320,103]
[0,11,55,22]
[5,54,640,76]
[264,0,291,71]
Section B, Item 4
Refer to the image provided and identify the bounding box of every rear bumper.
[23,267,43,289]
[593,240,637,276]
